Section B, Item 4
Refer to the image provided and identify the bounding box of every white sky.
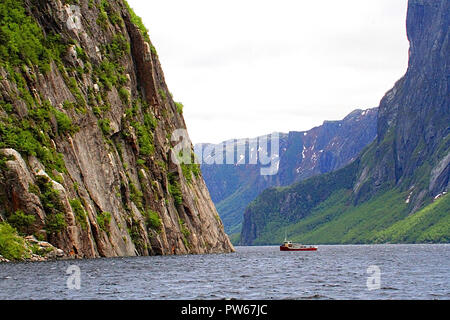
[127,0,410,144]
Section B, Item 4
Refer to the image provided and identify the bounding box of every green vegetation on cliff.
[373,194,449,243]
[247,186,449,245]
[0,0,233,260]
[7,210,36,235]
[242,134,449,245]
[240,0,449,246]
[0,222,28,260]
[241,159,359,245]
[199,109,378,242]
[0,0,63,71]
[241,125,448,246]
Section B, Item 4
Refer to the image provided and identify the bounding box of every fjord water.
[0,245,448,300]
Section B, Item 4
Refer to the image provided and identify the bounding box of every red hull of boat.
[280,246,317,251]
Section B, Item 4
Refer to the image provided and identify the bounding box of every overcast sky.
[127,0,410,144]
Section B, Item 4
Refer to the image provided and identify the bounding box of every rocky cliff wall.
[240,0,449,245]
[0,0,233,260]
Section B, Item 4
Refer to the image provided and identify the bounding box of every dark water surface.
[0,245,448,300]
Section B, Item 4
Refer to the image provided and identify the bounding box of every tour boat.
[280,233,317,251]
[280,240,318,251]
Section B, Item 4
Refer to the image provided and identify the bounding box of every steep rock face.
[0,0,233,259]
[197,108,377,236]
[357,0,449,208]
[240,0,449,245]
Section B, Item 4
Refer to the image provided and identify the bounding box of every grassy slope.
[372,194,450,243]
[216,183,258,235]
[228,232,241,245]
[243,115,449,245]
[251,190,449,245]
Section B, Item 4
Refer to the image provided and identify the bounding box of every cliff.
[0,0,233,261]
[240,0,449,245]
[196,108,378,239]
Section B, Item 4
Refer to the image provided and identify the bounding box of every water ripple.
[0,244,449,299]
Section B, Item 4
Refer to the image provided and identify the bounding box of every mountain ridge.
[196,107,378,238]
[240,0,449,245]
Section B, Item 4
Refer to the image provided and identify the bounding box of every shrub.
[75,46,88,63]
[45,213,67,234]
[36,175,65,215]
[181,164,193,184]
[55,110,76,135]
[118,87,130,104]
[134,123,154,156]
[69,198,88,230]
[98,118,111,136]
[127,220,141,248]
[92,106,101,117]
[1,128,39,156]
[178,218,190,248]
[0,0,50,69]
[144,210,162,232]
[63,100,75,110]
[150,44,157,56]
[179,218,190,238]
[0,222,28,260]
[175,102,184,114]
[28,183,40,195]
[123,1,150,42]
[168,173,183,206]
[7,210,35,235]
[97,0,125,30]
[191,163,201,178]
[129,182,143,210]
[108,35,130,60]
[96,59,116,90]
[180,152,201,184]
[158,89,167,101]
[109,13,124,28]
[94,58,127,91]
[67,77,86,111]
[143,113,157,130]
[97,211,111,232]
[35,175,68,235]
[96,10,108,29]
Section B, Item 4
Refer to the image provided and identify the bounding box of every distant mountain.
[241,0,450,245]
[196,108,378,240]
